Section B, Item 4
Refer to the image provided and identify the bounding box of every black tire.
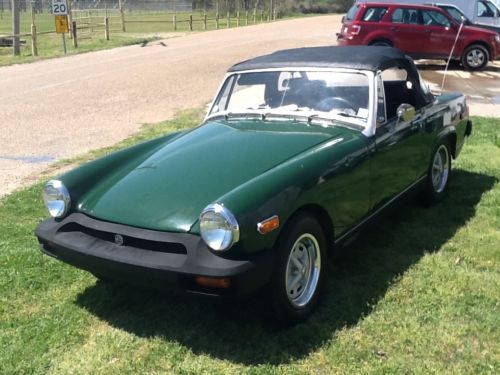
[461,44,489,71]
[370,40,392,47]
[271,213,327,325]
[421,141,451,204]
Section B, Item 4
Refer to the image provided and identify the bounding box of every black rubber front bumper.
[35,213,275,296]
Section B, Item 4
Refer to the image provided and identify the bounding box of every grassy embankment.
[0,112,498,374]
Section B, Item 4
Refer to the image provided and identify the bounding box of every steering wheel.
[317,97,355,112]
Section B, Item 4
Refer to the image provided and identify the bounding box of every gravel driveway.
[0,14,498,198]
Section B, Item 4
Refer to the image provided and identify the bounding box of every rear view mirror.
[397,104,416,122]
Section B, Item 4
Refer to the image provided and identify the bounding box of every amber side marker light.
[257,215,280,235]
[195,276,231,289]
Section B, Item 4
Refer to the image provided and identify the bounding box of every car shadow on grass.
[75,169,497,366]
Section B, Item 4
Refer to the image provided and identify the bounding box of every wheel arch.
[447,132,458,159]
[276,204,335,254]
[434,127,457,157]
[368,37,394,46]
[463,41,492,61]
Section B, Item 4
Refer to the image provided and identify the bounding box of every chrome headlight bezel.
[199,203,239,252]
[43,180,71,218]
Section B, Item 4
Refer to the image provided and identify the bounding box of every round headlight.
[43,180,71,218]
[199,203,239,251]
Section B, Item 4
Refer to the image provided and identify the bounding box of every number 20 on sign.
[51,0,68,15]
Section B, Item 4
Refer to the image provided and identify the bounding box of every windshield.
[209,70,370,127]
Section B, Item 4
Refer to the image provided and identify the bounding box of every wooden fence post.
[118,0,126,32]
[88,10,93,33]
[203,14,207,30]
[260,10,264,22]
[72,20,78,47]
[30,1,37,56]
[189,14,192,31]
[253,9,256,24]
[67,0,73,39]
[173,14,177,31]
[31,24,37,56]
[236,11,240,27]
[12,0,20,56]
[227,11,230,28]
[216,13,219,29]
[104,16,109,40]
[245,11,248,26]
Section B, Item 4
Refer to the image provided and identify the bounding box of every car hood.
[463,24,498,36]
[77,120,344,232]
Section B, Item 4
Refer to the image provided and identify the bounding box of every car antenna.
[441,18,465,92]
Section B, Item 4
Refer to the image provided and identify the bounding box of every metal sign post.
[51,0,69,55]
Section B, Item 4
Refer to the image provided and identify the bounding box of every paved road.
[1,14,498,198]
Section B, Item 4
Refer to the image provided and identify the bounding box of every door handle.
[390,27,397,31]
[411,116,424,130]
[344,156,355,167]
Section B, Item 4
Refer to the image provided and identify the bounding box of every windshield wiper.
[333,111,367,120]
[223,112,266,121]
[212,111,364,131]
[262,112,325,124]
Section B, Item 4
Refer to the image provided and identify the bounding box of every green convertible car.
[36,46,472,323]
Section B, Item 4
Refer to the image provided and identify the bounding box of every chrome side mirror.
[397,103,416,122]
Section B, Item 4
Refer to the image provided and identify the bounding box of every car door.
[389,7,431,55]
[420,9,458,58]
[369,68,426,210]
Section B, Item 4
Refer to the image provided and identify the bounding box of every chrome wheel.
[431,145,449,193]
[466,48,486,69]
[285,233,321,308]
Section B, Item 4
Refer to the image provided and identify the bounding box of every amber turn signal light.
[195,276,231,289]
[257,215,280,234]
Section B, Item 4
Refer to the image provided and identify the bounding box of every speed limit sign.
[51,0,68,16]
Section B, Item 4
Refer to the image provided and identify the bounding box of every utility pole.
[12,0,20,55]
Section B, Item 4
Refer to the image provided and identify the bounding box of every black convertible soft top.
[228,46,416,73]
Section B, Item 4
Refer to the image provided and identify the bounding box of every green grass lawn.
[0,9,271,66]
[0,114,498,374]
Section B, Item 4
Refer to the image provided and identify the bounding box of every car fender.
[461,37,493,57]
[202,133,369,255]
[433,93,469,158]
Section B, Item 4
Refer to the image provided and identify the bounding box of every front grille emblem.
[114,234,124,246]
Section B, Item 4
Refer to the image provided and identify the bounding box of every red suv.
[337,2,500,70]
